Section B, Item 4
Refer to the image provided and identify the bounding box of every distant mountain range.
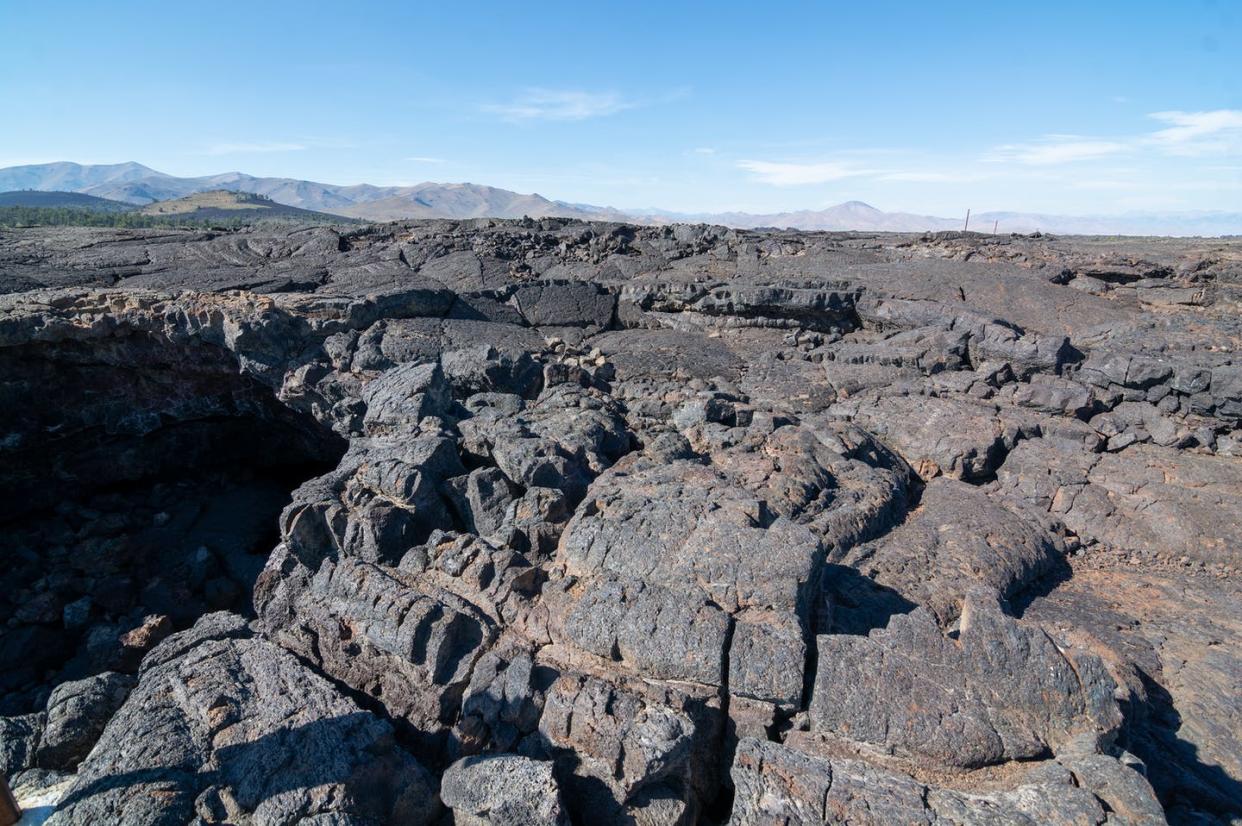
[0,189,133,212]
[1,162,1238,236]
[0,162,625,223]
[632,201,1242,236]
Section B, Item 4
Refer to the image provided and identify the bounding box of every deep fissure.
[0,333,346,715]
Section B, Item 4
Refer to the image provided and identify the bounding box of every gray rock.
[552,458,823,703]
[831,393,1023,482]
[0,712,44,780]
[46,613,437,825]
[441,754,567,825]
[1060,752,1168,825]
[728,737,1157,826]
[36,672,134,770]
[444,466,518,537]
[441,344,543,399]
[512,281,617,329]
[810,595,1121,769]
[561,575,732,686]
[454,649,547,754]
[997,441,1242,565]
[255,545,497,756]
[837,478,1066,624]
[9,767,75,818]
[537,671,719,818]
[361,361,452,434]
[728,737,931,825]
[8,222,1242,825]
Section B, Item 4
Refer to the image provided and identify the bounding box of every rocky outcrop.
[998,440,1242,565]
[45,613,438,825]
[0,220,1238,824]
[836,478,1066,623]
[728,736,1164,826]
[811,595,1121,769]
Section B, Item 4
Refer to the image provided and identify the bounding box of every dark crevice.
[0,333,346,715]
[699,615,737,826]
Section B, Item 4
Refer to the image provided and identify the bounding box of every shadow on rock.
[820,564,917,636]
[1009,555,1075,619]
[51,713,434,824]
[1126,671,1242,823]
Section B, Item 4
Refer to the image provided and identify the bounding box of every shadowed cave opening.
[0,332,347,714]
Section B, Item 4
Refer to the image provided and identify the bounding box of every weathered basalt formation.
[0,220,1239,824]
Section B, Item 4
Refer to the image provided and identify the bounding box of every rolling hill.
[135,190,354,224]
[0,190,134,211]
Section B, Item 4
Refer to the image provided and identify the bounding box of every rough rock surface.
[441,753,568,825]
[46,613,438,825]
[35,671,134,770]
[0,220,1239,823]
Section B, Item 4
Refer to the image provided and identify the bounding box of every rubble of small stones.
[0,219,1239,824]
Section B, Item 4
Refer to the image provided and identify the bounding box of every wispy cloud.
[205,141,306,156]
[876,170,981,183]
[736,107,1240,198]
[1067,178,1145,191]
[981,110,1242,168]
[1147,109,1242,155]
[987,137,1129,165]
[738,159,982,186]
[736,159,874,185]
[483,88,636,122]
[405,156,446,163]
[690,147,716,156]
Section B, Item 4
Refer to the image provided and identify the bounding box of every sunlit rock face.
[2,220,1240,824]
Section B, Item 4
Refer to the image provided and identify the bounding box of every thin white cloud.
[205,141,306,155]
[737,159,873,185]
[1147,109,1242,155]
[983,110,1242,169]
[405,156,447,163]
[690,147,716,156]
[877,170,982,183]
[483,89,635,122]
[988,138,1129,165]
[1067,178,1145,191]
[736,158,986,186]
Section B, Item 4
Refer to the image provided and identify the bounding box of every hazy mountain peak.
[0,161,1236,236]
[836,200,881,211]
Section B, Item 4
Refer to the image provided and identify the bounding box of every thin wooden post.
[0,775,21,826]
[963,209,971,231]
[993,219,998,234]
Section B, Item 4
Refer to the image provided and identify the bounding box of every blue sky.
[2,0,1239,215]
